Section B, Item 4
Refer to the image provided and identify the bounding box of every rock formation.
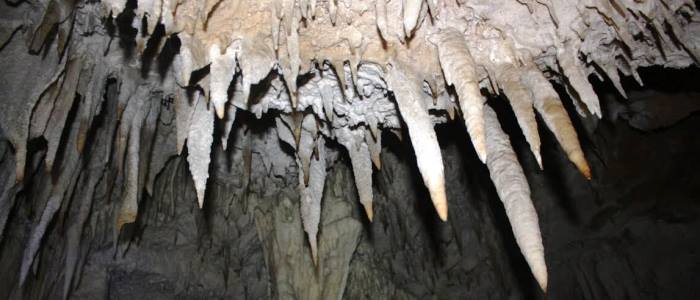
[0,0,699,298]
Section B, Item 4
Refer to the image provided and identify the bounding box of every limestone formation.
[0,0,698,297]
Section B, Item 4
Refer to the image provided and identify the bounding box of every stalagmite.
[186,92,215,208]
[386,61,448,221]
[432,29,487,163]
[521,62,591,179]
[484,105,548,292]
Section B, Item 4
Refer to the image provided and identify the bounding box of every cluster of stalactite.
[0,0,698,296]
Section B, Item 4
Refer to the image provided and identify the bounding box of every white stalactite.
[432,29,488,163]
[557,43,602,118]
[521,62,591,179]
[209,44,237,119]
[484,105,548,292]
[386,61,448,221]
[338,127,375,221]
[403,0,423,37]
[299,137,326,264]
[496,64,542,168]
[186,92,215,208]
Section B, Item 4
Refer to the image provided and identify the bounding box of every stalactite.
[186,92,215,208]
[557,42,602,118]
[495,64,543,168]
[520,60,591,179]
[299,137,326,264]
[338,127,375,221]
[484,105,547,292]
[432,29,487,163]
[403,0,423,37]
[386,60,448,221]
[209,44,237,119]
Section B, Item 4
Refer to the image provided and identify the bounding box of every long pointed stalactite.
[0,0,699,298]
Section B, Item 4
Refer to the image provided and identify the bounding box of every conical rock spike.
[366,127,382,170]
[209,44,237,119]
[319,83,335,122]
[329,0,338,24]
[291,111,304,149]
[186,92,215,208]
[375,0,389,40]
[174,89,195,155]
[339,128,375,221]
[484,105,548,292]
[19,194,62,286]
[600,61,627,99]
[427,77,439,105]
[175,34,208,86]
[298,114,318,186]
[660,7,700,62]
[271,1,282,50]
[447,102,456,121]
[117,107,146,230]
[425,0,438,19]
[299,138,326,265]
[557,44,602,118]
[496,64,542,169]
[521,64,591,179]
[300,0,308,19]
[44,58,83,171]
[386,61,447,221]
[238,36,276,106]
[403,0,423,37]
[221,103,237,150]
[275,116,297,149]
[286,8,301,99]
[432,29,487,163]
[310,0,317,16]
[331,60,348,95]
